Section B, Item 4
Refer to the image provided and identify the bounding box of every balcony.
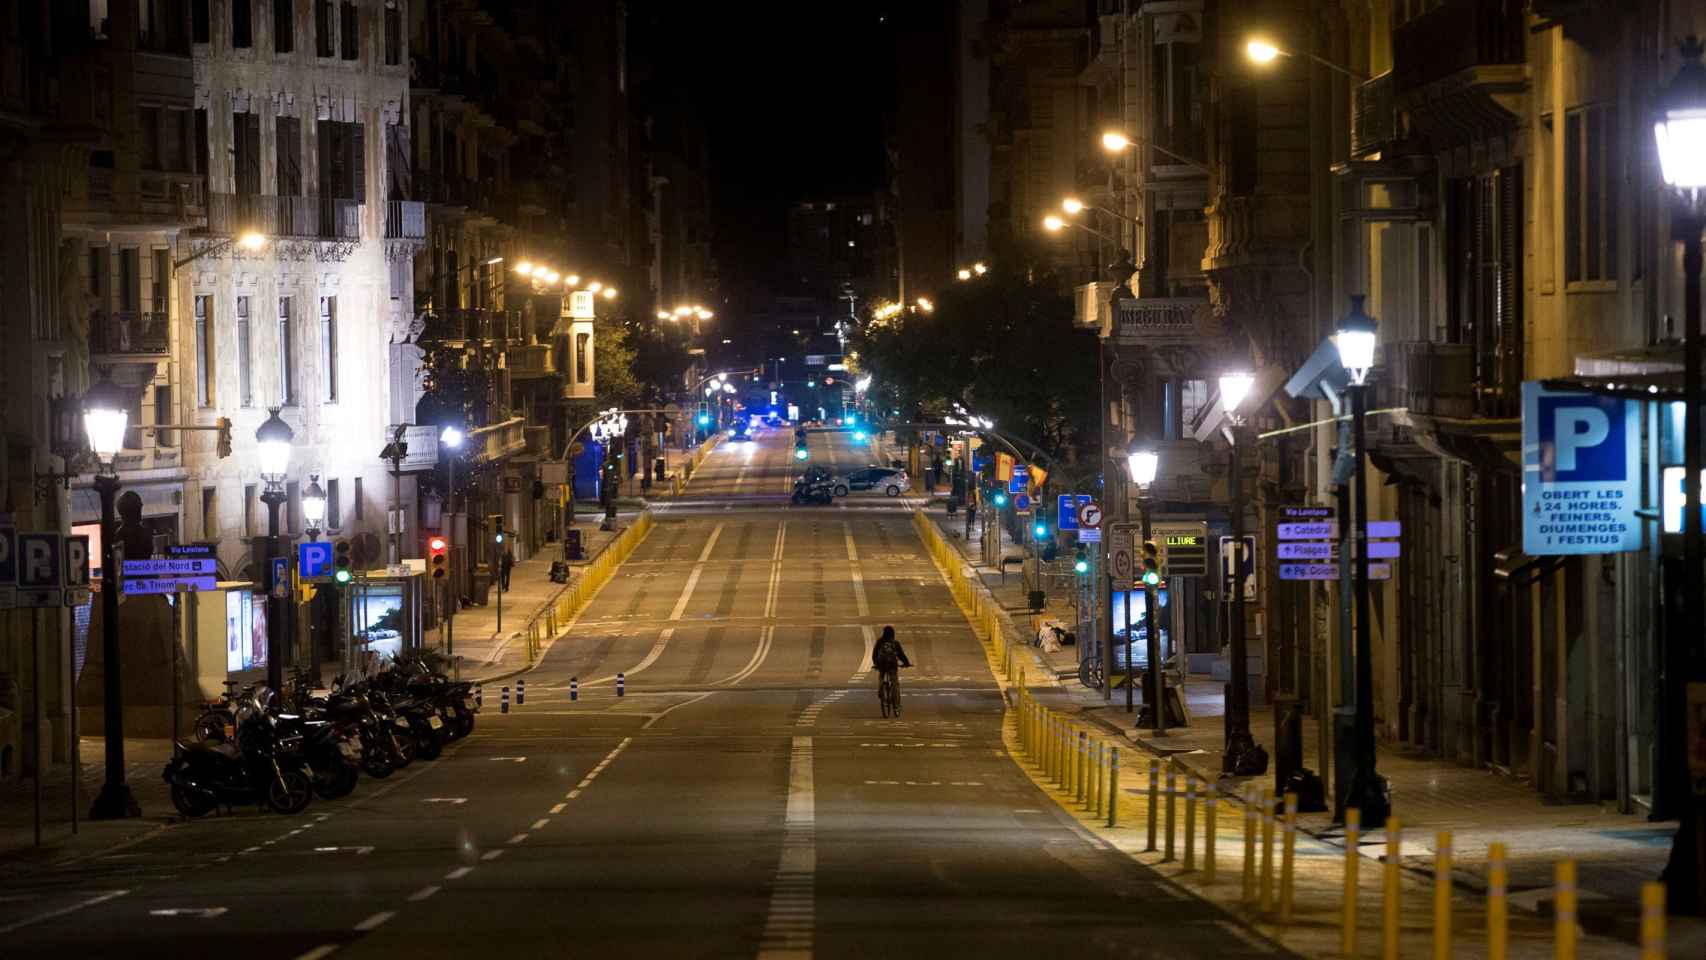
[469,416,528,464]
[506,343,556,379]
[1111,297,1217,349]
[1391,0,1526,145]
[384,200,426,239]
[1352,72,1396,158]
[433,308,518,343]
[91,311,170,357]
[205,193,363,241]
[1074,282,1115,334]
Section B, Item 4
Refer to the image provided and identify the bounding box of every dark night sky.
[632,2,900,307]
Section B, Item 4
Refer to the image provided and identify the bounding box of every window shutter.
[277,117,301,196]
[351,121,366,202]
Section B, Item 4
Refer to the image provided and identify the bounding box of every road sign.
[1111,547,1133,580]
[1280,505,1334,520]
[123,557,217,576]
[1057,494,1092,531]
[1277,521,1336,540]
[17,532,62,607]
[1153,521,1209,576]
[1013,492,1032,514]
[299,541,333,580]
[1278,541,1335,560]
[1009,464,1030,494]
[124,543,217,595]
[63,535,91,606]
[1078,527,1101,542]
[1219,535,1257,601]
[271,556,290,599]
[1079,503,1103,529]
[1521,381,1642,555]
[0,523,15,609]
[1279,562,1388,581]
[123,576,216,595]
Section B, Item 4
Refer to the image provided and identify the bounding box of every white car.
[831,466,911,498]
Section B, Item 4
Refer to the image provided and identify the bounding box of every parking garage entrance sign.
[1521,381,1641,555]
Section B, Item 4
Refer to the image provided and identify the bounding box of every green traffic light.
[1142,570,1161,587]
[1074,558,1089,574]
[994,493,1008,507]
[1033,523,1047,538]
[334,569,352,584]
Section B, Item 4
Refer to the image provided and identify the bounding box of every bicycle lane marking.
[756,736,815,960]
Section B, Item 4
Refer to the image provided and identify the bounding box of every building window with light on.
[320,295,338,402]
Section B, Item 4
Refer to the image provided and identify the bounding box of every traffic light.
[1073,545,1089,575]
[427,534,449,579]
[333,539,353,584]
[493,514,506,544]
[1033,520,1049,540]
[993,490,1009,508]
[1139,539,1162,587]
[794,443,810,461]
[697,410,710,427]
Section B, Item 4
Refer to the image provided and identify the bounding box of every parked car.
[832,466,910,498]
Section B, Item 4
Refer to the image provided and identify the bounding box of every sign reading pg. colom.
[1522,381,1642,555]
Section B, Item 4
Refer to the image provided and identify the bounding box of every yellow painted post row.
[1163,761,1177,862]
[1203,784,1217,883]
[1434,830,1453,960]
[1488,841,1508,960]
[1383,818,1402,960]
[1260,787,1275,912]
[1108,748,1119,828]
[1279,791,1297,924]
[1183,775,1197,871]
[1343,807,1361,958]
[1640,881,1665,960]
[1242,786,1257,903]
[1555,860,1577,960]
[1146,759,1160,852]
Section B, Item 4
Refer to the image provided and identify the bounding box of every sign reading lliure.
[1113,297,1217,348]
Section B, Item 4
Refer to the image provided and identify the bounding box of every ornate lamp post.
[302,475,327,542]
[84,373,140,819]
[1127,447,1162,727]
[1218,371,1264,774]
[255,408,294,694]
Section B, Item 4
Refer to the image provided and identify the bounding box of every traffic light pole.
[1224,424,1261,774]
[1141,494,1164,735]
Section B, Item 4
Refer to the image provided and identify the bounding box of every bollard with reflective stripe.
[1279,792,1298,923]
[1107,748,1119,828]
[1183,775,1197,871]
[570,677,579,702]
[1204,786,1217,883]
[1555,860,1577,960]
[616,672,625,697]
[1077,732,1088,805]
[1488,842,1508,960]
[1242,786,1258,902]
[1343,808,1361,958]
[1259,787,1276,913]
[1434,830,1453,960]
[1146,758,1160,852]
[1639,881,1665,960]
[500,686,510,714]
[1383,817,1402,960]
[516,679,525,705]
[1163,762,1177,862]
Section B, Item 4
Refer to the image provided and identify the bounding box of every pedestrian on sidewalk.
[500,546,515,591]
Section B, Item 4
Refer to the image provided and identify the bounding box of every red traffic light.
[428,536,447,552]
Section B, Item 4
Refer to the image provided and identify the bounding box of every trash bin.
[654,457,666,481]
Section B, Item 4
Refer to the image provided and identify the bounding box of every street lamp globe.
[1246,38,1282,64]
[302,475,327,529]
[1127,448,1160,487]
[1219,372,1255,414]
[1655,38,1706,189]
[255,407,294,485]
[958,269,972,281]
[722,382,737,394]
[1062,197,1086,214]
[440,424,464,450]
[1334,294,1379,385]
[1043,215,1066,232]
[237,230,267,251]
[82,372,130,471]
[1101,131,1130,152]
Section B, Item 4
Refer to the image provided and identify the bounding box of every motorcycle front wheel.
[267,768,313,815]
[415,728,444,761]
[171,783,218,818]
[313,759,359,800]
[360,743,396,779]
[389,728,417,768]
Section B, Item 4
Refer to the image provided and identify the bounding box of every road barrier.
[1434,830,1452,960]
[677,433,723,492]
[1488,841,1508,960]
[516,679,525,705]
[517,510,656,665]
[1183,775,1197,871]
[1107,748,1119,827]
[1203,786,1217,883]
[1242,786,1258,903]
[500,686,510,714]
[570,677,578,701]
[1147,759,1161,852]
[1279,792,1298,923]
[1555,860,1577,960]
[1640,882,1665,960]
[1342,807,1361,957]
[616,672,626,697]
[1164,762,1178,862]
[1259,787,1275,912]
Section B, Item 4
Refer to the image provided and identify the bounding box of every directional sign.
[1277,541,1335,560]
[1009,464,1030,495]
[271,556,290,599]
[1079,503,1103,529]
[1154,521,1209,576]
[299,541,334,580]
[123,576,216,595]
[1219,535,1257,601]
[1279,562,1390,582]
[1078,527,1101,543]
[1276,520,1401,540]
[123,557,217,576]
[17,532,62,607]
[1280,505,1334,520]
[1522,381,1642,555]
[1057,494,1092,531]
[0,523,15,609]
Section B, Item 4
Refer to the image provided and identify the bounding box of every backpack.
[872,639,900,671]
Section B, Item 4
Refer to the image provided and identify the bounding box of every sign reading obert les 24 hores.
[1522,382,1642,555]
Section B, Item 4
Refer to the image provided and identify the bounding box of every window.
[232,0,251,48]
[575,331,590,383]
[354,477,364,519]
[141,107,162,170]
[202,486,217,539]
[315,0,334,57]
[317,119,365,201]
[192,0,209,43]
[319,295,338,401]
[140,0,190,53]
[340,0,358,60]
[88,246,107,301]
[276,116,301,196]
[327,477,341,529]
[274,0,293,53]
[119,248,139,312]
[1565,104,1618,284]
[154,385,173,446]
[244,483,257,536]
[194,294,213,406]
[151,249,170,316]
[383,0,399,65]
[236,296,253,406]
[233,111,261,194]
[278,296,295,405]
[194,107,208,175]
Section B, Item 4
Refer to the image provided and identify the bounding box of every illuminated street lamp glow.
[1043,215,1066,232]
[1127,448,1160,487]
[1655,40,1706,188]
[1101,131,1130,152]
[301,476,327,529]
[82,373,129,468]
[439,425,464,449]
[1061,198,1085,214]
[255,408,294,484]
[1334,295,1379,385]
[958,269,972,281]
[515,261,534,276]
[603,287,618,299]
[973,262,987,275]
[1219,372,1256,414]
[565,274,580,286]
[237,230,267,251]
[1246,38,1281,63]
[658,311,672,320]
[586,281,603,293]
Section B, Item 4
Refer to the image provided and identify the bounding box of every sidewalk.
[916,502,1702,952]
[0,737,175,869]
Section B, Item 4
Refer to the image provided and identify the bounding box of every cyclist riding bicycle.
[871,625,912,715]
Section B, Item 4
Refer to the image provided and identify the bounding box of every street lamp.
[1243,35,1369,81]
[1126,446,1164,728]
[439,423,465,655]
[1654,36,1706,908]
[84,372,140,820]
[1335,295,1390,826]
[302,475,327,542]
[1043,214,1114,243]
[255,408,294,695]
[1218,370,1264,774]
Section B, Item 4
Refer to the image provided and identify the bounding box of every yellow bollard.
[1342,808,1361,959]
[1204,785,1218,883]
[1383,817,1402,960]
[1433,830,1452,960]
[1639,881,1665,960]
[1488,842,1508,960]
[1146,759,1161,852]
[1108,748,1119,828]
[1163,762,1177,862]
[1279,792,1298,924]
[1555,860,1577,960]
[1093,742,1104,817]
[1183,775,1197,871]
[1260,787,1276,913]
[1242,786,1258,903]
[1077,732,1088,805]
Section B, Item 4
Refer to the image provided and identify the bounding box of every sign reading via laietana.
[1521,381,1642,555]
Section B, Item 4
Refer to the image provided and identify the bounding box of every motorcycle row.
[163,656,480,817]
[791,465,835,505]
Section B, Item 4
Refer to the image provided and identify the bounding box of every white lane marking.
[757,737,815,959]
[312,846,374,855]
[567,789,582,799]
[407,886,441,902]
[641,690,717,729]
[506,833,530,845]
[481,850,506,862]
[353,911,395,932]
[577,778,594,789]
[714,624,773,687]
[489,757,527,763]
[617,626,675,680]
[445,866,474,880]
[293,946,340,960]
[849,625,876,682]
[422,797,468,804]
[241,846,261,854]
[844,522,869,617]
[532,818,549,830]
[148,907,227,918]
[549,803,566,814]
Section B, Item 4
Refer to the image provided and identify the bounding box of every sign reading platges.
[1521,382,1642,555]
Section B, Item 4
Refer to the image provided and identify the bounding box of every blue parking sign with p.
[1523,382,1641,555]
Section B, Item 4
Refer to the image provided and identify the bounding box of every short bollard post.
[1242,786,1258,903]
[475,685,483,710]
[569,677,579,702]
[616,671,625,697]
[1259,787,1276,913]
[1203,786,1218,883]
[1162,762,1177,862]
[1639,881,1665,960]
[1434,830,1453,960]
[1107,748,1120,828]
[1183,776,1197,871]
[1146,759,1160,852]
[500,686,510,714]
[1383,817,1402,960]
[1090,741,1102,816]
[1555,860,1577,960]
[1077,732,1088,805]
[516,679,525,704]
[1488,842,1508,960]
[1342,808,1361,958]
[1279,792,1298,924]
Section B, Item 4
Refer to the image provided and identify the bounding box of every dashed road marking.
[481,850,506,862]
[757,737,815,959]
[445,866,474,880]
[549,803,566,814]
[407,886,441,902]
[506,833,529,845]
[293,946,339,960]
[353,911,395,931]
[531,818,549,830]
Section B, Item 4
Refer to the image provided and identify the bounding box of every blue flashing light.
[794,447,809,461]
[994,492,1009,507]
[696,413,710,426]
[1034,522,1048,539]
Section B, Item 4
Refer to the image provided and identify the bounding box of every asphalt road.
[0,425,1291,959]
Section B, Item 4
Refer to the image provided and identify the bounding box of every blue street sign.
[1009,464,1029,495]
[0,526,15,584]
[271,556,289,599]
[298,541,334,579]
[1521,382,1641,555]
[1057,494,1092,531]
[1013,493,1032,514]
[124,576,216,595]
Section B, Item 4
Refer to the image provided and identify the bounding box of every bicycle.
[878,666,908,718]
[191,680,253,743]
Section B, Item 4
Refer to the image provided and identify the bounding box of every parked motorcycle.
[164,688,313,816]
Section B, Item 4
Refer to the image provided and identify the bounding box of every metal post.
[1682,221,1706,911]
[263,489,286,695]
[1142,494,1163,733]
[88,474,138,819]
[1346,381,1389,823]
[32,609,41,845]
[1225,428,1257,770]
